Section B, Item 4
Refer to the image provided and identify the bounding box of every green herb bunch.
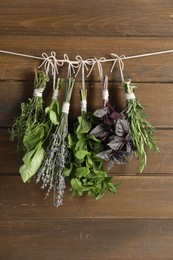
[123,80,160,172]
[63,87,119,199]
[10,69,49,147]
[19,78,64,183]
[36,78,75,207]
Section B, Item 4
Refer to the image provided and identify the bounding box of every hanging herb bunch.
[123,80,160,172]
[63,81,120,200]
[19,77,64,183]
[10,69,49,148]
[36,77,75,207]
[89,76,134,170]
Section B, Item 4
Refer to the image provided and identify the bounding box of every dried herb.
[19,78,64,183]
[36,78,75,207]
[63,87,119,199]
[123,80,160,172]
[10,69,49,148]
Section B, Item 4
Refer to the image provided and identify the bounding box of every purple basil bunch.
[89,104,134,170]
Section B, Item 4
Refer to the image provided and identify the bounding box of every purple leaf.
[110,111,123,119]
[89,123,109,139]
[108,137,123,151]
[97,149,112,161]
[108,158,115,170]
[93,108,108,118]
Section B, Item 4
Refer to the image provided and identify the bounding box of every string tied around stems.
[110,53,125,83]
[103,75,109,105]
[63,54,79,78]
[39,52,63,91]
[94,57,107,83]
[75,55,93,87]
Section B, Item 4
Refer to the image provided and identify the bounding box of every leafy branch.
[123,80,160,172]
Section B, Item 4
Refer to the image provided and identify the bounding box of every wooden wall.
[0,1,173,259]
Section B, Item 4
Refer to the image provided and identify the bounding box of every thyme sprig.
[10,69,49,147]
[36,78,75,207]
[123,80,160,172]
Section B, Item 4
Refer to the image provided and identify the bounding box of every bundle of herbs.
[10,69,49,148]
[63,85,119,199]
[123,80,159,172]
[36,77,75,207]
[19,78,64,183]
[90,76,134,170]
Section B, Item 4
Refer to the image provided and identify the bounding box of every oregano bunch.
[123,80,160,172]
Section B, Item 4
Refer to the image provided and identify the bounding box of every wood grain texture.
[1,218,173,260]
[1,36,173,82]
[1,0,173,37]
[1,128,172,175]
[1,1,173,259]
[1,81,173,127]
[1,175,173,219]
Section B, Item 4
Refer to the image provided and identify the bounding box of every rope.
[1,48,173,82]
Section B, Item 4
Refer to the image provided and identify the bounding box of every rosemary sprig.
[123,80,160,172]
[36,78,75,207]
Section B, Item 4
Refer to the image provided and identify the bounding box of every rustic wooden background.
[0,1,173,259]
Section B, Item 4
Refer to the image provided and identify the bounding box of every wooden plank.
[0,128,172,175]
[1,36,173,82]
[1,218,173,260]
[0,0,173,37]
[1,175,173,219]
[0,81,173,127]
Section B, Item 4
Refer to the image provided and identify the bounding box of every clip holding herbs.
[123,79,160,172]
[36,77,75,207]
[89,76,134,170]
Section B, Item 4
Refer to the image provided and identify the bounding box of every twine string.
[110,53,125,83]
[1,48,173,83]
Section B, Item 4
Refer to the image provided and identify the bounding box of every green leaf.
[88,139,102,153]
[75,140,86,151]
[62,164,73,177]
[86,154,94,167]
[75,113,92,135]
[45,107,50,114]
[49,110,59,125]
[68,133,77,148]
[75,150,89,160]
[71,178,83,191]
[23,125,44,151]
[71,178,90,193]
[20,146,45,182]
[89,135,101,142]
[22,149,36,166]
[75,167,90,178]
